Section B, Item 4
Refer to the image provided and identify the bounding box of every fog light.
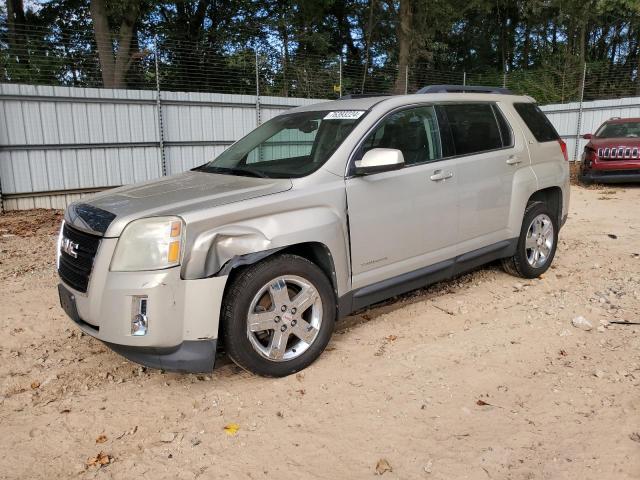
[132,314,148,336]
[131,296,148,336]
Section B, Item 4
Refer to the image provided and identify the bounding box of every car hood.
[589,137,640,148]
[64,171,293,237]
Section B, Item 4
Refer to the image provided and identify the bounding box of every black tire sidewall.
[223,254,336,377]
[513,202,559,278]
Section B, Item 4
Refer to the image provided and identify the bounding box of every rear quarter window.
[513,103,559,143]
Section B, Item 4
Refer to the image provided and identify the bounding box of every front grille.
[597,146,640,160]
[58,223,101,293]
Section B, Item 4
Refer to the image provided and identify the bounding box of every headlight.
[110,216,184,272]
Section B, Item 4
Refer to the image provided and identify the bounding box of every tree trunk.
[90,0,140,89]
[361,0,376,93]
[393,0,413,94]
[6,0,29,68]
[278,2,290,96]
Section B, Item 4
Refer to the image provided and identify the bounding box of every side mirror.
[354,148,405,175]
[582,133,592,140]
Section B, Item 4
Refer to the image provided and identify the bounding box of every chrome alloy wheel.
[525,213,554,268]
[246,275,323,362]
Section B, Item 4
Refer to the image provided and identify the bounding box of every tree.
[90,0,142,89]
[392,0,413,93]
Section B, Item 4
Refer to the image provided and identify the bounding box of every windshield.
[197,110,366,178]
[595,121,640,139]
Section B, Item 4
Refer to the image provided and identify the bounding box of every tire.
[501,201,558,279]
[222,254,336,377]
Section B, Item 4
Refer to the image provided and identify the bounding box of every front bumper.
[58,236,228,372]
[580,167,640,183]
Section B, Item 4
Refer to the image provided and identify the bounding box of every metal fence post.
[0,171,4,213]
[255,49,261,127]
[463,71,466,86]
[154,36,167,177]
[573,63,587,162]
[404,65,409,95]
[339,55,343,98]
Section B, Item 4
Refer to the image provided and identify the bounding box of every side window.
[361,106,442,165]
[513,102,559,142]
[439,103,503,155]
[492,104,514,147]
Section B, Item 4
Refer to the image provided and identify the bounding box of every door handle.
[430,170,454,181]
[506,155,522,165]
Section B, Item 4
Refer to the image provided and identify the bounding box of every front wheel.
[502,201,558,279]
[222,254,336,377]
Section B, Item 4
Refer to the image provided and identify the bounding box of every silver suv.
[57,87,570,377]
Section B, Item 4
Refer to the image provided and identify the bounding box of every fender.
[506,165,540,236]
[181,207,351,296]
[531,159,571,221]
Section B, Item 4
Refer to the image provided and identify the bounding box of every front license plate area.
[58,283,81,324]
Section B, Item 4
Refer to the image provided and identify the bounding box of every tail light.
[558,138,569,161]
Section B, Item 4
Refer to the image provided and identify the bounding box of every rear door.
[437,102,525,250]
[345,105,459,290]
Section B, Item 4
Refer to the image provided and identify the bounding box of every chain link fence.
[3,22,640,211]
[4,23,640,104]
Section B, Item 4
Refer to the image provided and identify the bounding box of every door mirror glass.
[582,133,592,140]
[354,148,405,175]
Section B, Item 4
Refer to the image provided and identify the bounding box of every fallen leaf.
[96,434,107,444]
[86,451,111,468]
[30,381,40,390]
[608,234,618,239]
[630,432,640,443]
[386,335,398,342]
[223,423,240,436]
[476,399,490,406]
[375,458,392,475]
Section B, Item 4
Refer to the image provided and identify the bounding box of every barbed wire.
[2,23,640,104]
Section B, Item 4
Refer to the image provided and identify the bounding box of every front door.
[346,105,459,290]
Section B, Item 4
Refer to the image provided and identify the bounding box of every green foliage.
[2,0,640,102]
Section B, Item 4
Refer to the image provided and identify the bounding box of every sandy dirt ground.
[1,185,639,480]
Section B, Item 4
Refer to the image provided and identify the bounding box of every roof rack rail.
[416,85,513,95]
[337,94,392,100]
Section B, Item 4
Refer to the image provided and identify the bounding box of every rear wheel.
[502,201,558,279]
[222,254,335,377]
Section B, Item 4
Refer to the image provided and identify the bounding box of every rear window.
[513,103,559,142]
[439,103,505,156]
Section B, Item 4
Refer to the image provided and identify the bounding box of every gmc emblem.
[61,237,79,258]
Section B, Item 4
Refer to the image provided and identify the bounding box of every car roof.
[288,92,534,114]
[604,117,640,124]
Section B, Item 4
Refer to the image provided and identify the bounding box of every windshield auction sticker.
[324,110,365,120]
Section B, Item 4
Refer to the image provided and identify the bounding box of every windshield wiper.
[199,166,270,178]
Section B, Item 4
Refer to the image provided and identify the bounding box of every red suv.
[580,118,640,183]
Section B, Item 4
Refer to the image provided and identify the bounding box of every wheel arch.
[527,186,563,226]
[216,241,340,345]
[218,241,339,294]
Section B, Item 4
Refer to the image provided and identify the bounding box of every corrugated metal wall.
[0,83,324,210]
[541,96,640,160]
[2,85,638,211]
